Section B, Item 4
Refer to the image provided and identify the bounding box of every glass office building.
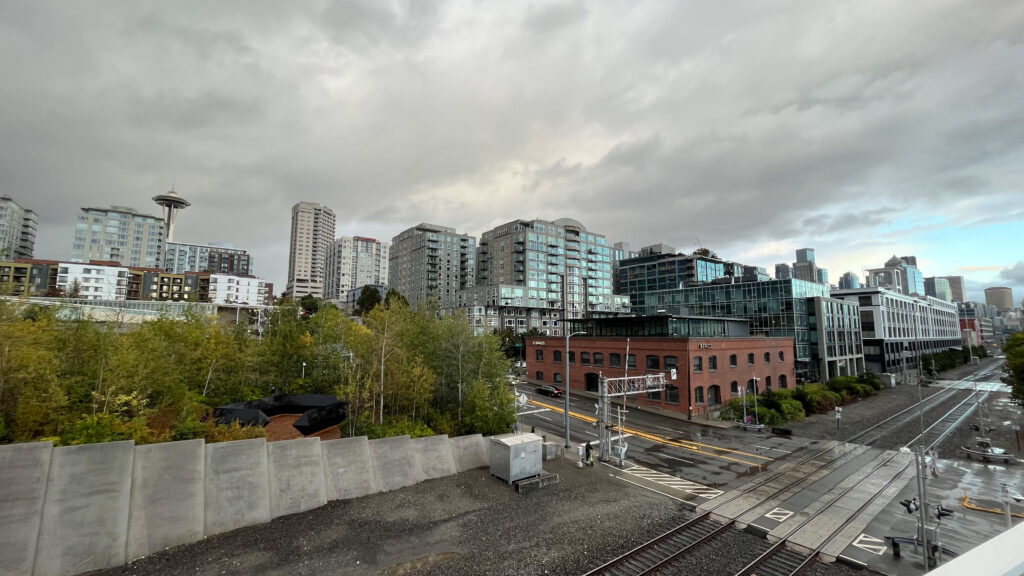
[635,278,863,380]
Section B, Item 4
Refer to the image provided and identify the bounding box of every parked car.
[536,385,564,398]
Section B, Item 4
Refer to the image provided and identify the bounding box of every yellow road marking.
[528,399,772,467]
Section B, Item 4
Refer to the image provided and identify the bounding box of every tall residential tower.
[71,206,165,268]
[389,223,475,306]
[324,236,390,300]
[0,196,37,259]
[286,202,336,299]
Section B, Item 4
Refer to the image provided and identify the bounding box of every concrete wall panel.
[321,436,378,501]
[0,442,52,576]
[34,441,134,576]
[450,434,488,472]
[412,435,456,480]
[368,435,417,492]
[203,438,270,537]
[266,438,326,518]
[126,439,205,561]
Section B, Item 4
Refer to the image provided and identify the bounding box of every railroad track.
[584,362,998,576]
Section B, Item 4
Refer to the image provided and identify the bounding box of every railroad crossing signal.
[900,498,919,513]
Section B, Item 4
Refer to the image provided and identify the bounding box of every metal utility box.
[490,433,543,485]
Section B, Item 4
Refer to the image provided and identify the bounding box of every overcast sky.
[3,1,1023,303]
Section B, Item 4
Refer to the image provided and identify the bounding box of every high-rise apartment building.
[71,206,165,268]
[865,255,925,296]
[793,260,818,283]
[389,223,475,306]
[164,241,252,276]
[0,196,37,260]
[984,286,1014,311]
[924,277,952,302]
[324,236,389,300]
[937,276,966,303]
[286,202,336,299]
[774,263,792,280]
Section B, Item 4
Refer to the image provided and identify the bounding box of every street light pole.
[301,361,306,379]
[565,329,585,448]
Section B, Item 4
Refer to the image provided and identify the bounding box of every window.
[666,384,679,404]
[554,373,562,383]
[627,354,636,368]
[730,381,739,395]
[647,388,662,401]
[747,353,755,365]
[553,350,562,363]
[593,353,604,366]
[764,352,771,364]
[695,386,704,404]
[664,356,678,370]
[765,376,772,389]
[536,371,543,381]
[536,349,544,362]
[581,352,591,365]
[569,351,575,364]
[778,350,785,362]
[646,355,660,370]
[709,355,718,371]
[610,353,622,367]
[779,374,788,389]
[693,356,703,373]
[730,354,737,367]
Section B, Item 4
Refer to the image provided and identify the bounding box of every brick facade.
[525,336,795,419]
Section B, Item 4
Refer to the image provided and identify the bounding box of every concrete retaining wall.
[0,442,52,576]
[127,439,205,562]
[34,441,135,576]
[368,435,419,492]
[412,435,457,480]
[267,438,327,518]
[2,433,492,576]
[321,436,378,501]
[204,438,271,537]
[450,434,489,472]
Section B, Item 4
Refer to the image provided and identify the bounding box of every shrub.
[793,382,842,413]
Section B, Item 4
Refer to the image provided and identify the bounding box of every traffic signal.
[899,498,919,513]
[935,505,954,520]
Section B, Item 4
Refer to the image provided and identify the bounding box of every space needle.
[152,189,191,241]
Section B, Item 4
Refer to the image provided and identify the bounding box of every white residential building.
[71,206,165,268]
[206,274,266,305]
[324,236,389,300]
[286,202,335,299]
[55,262,129,301]
[0,196,38,260]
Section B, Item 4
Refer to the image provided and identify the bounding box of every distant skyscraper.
[937,276,967,303]
[389,223,475,306]
[865,255,925,296]
[985,286,1014,311]
[793,260,818,283]
[286,202,336,299]
[796,248,815,263]
[816,268,829,285]
[838,272,861,289]
[324,236,390,300]
[71,206,165,268]
[924,277,952,302]
[774,263,792,280]
[0,195,37,259]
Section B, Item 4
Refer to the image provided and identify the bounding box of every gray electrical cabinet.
[490,433,543,485]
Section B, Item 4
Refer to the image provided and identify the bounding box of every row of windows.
[535,350,786,371]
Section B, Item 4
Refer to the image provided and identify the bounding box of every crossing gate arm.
[604,373,667,397]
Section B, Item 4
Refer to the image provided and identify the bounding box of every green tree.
[384,289,408,309]
[355,286,382,316]
[299,294,320,316]
[1004,333,1024,407]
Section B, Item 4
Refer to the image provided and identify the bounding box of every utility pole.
[915,445,930,568]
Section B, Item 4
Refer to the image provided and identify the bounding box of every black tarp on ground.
[215,394,348,434]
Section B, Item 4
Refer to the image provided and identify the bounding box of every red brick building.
[525,335,795,419]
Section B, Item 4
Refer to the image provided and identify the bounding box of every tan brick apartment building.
[525,316,794,419]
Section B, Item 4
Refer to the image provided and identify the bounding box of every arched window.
[664,356,678,370]
[536,371,544,381]
[536,349,544,361]
[593,353,604,366]
[730,381,739,395]
[646,355,660,369]
[779,374,788,389]
[553,350,562,363]
[666,384,680,403]
[568,351,575,364]
[581,352,591,365]
[693,356,703,373]
[747,353,755,365]
[627,354,637,368]
[765,376,772,389]
[610,353,622,367]
[764,352,771,364]
[778,350,785,362]
[747,379,757,394]
[695,386,705,404]
[709,355,718,371]
[553,373,562,384]
[730,354,738,367]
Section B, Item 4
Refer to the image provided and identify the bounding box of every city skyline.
[3,2,1022,301]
